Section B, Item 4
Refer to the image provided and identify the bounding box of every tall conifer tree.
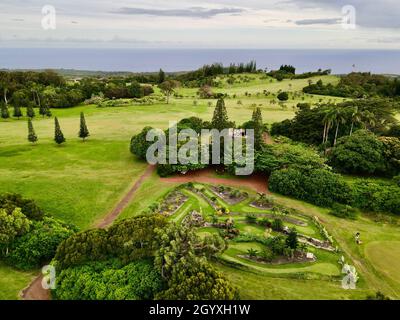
[27,119,38,144]
[54,117,66,145]
[78,112,90,141]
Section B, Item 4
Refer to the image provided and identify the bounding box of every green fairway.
[365,241,400,284]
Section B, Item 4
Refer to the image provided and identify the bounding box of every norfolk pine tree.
[26,105,35,118]
[27,118,38,144]
[79,112,90,141]
[1,103,10,119]
[211,98,231,131]
[54,117,66,145]
[252,107,264,150]
[13,105,23,119]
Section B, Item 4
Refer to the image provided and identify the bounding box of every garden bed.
[157,191,188,216]
[210,185,248,205]
[239,250,316,265]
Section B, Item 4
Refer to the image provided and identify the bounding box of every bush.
[0,193,44,220]
[269,168,352,207]
[130,126,156,160]
[329,203,358,220]
[328,130,386,175]
[6,217,76,270]
[277,92,289,101]
[351,180,400,215]
[54,259,164,300]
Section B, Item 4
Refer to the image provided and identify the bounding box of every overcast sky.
[0,0,399,49]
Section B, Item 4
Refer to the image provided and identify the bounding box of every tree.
[252,107,264,150]
[286,228,298,249]
[0,208,31,256]
[277,92,289,101]
[328,130,386,175]
[332,107,347,146]
[39,102,48,118]
[26,105,35,118]
[211,98,231,130]
[27,119,38,144]
[159,80,180,104]
[78,112,90,141]
[54,117,66,145]
[349,106,362,136]
[158,69,166,84]
[1,103,10,119]
[13,105,23,119]
[130,126,157,160]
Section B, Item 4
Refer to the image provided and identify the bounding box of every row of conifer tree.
[27,112,89,145]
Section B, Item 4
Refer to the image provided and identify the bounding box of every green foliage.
[1,103,10,119]
[277,91,289,101]
[255,142,326,175]
[0,208,31,255]
[54,259,164,300]
[251,107,264,150]
[12,105,23,119]
[26,105,35,118]
[155,255,237,300]
[303,72,400,98]
[5,217,76,270]
[158,69,166,84]
[269,168,352,207]
[329,130,386,174]
[27,119,38,144]
[351,180,400,215]
[54,215,167,270]
[329,203,358,220]
[130,126,156,160]
[271,218,284,232]
[285,228,299,250]
[0,193,44,220]
[78,112,90,141]
[211,98,233,130]
[54,117,66,145]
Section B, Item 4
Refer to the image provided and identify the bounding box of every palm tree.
[322,108,336,145]
[362,110,376,130]
[333,107,347,146]
[349,106,362,136]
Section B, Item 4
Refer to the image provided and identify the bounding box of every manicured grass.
[0,263,36,300]
[215,262,371,300]
[365,241,400,284]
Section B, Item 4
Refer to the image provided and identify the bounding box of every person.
[355,232,362,245]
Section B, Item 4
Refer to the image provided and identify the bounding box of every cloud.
[111,6,245,18]
[284,0,400,29]
[295,18,340,25]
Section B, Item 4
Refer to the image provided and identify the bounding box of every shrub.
[351,180,400,215]
[271,218,284,232]
[329,203,358,220]
[277,92,289,101]
[54,259,164,300]
[269,168,352,207]
[6,217,76,270]
[328,130,386,175]
[0,193,44,220]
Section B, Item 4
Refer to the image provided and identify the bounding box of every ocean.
[0,48,399,74]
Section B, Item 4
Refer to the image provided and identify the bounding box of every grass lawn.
[0,263,36,300]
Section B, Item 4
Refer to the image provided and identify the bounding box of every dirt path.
[21,165,156,300]
[20,275,50,300]
[263,132,273,145]
[161,168,268,193]
[96,165,156,228]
